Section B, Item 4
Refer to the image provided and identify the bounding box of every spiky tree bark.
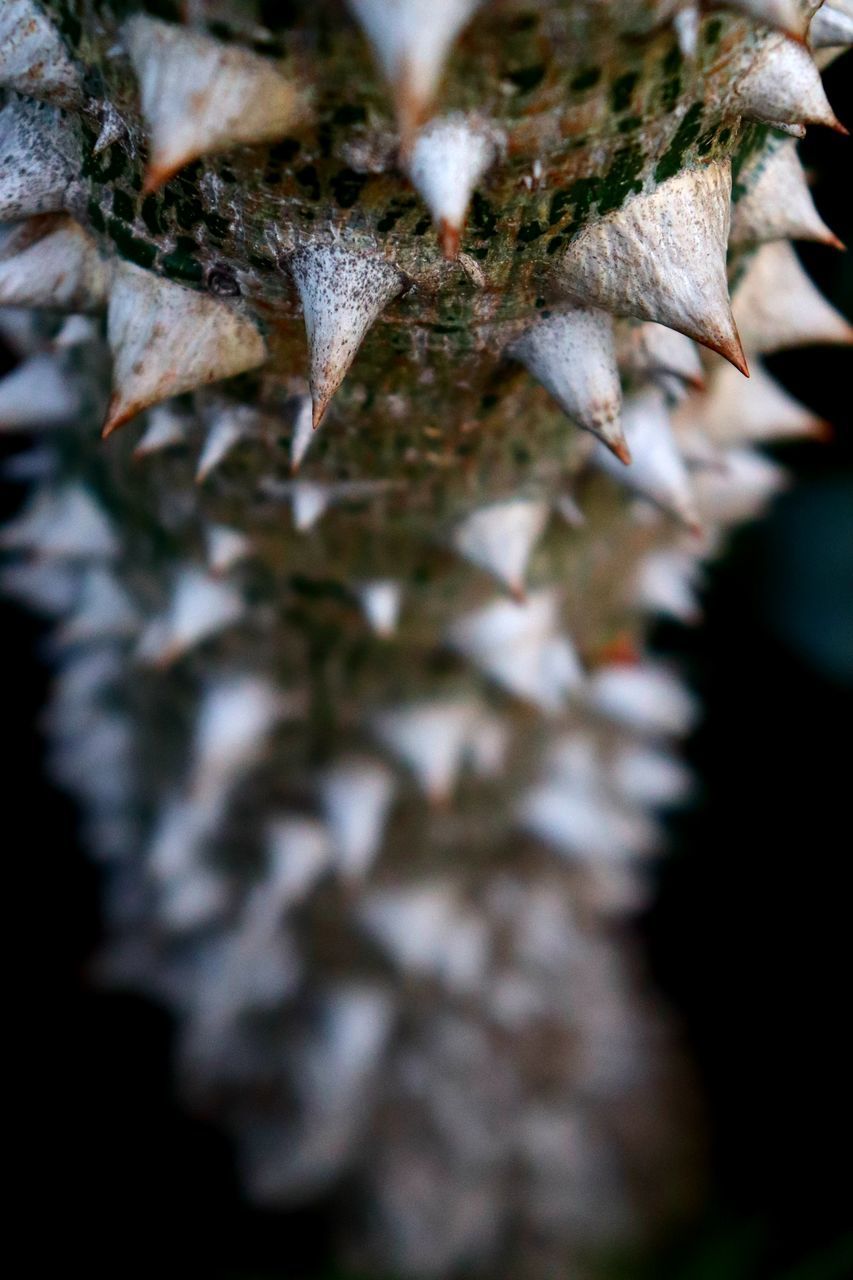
[1,2,851,1276]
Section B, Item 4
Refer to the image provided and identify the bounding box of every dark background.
[5,57,852,1280]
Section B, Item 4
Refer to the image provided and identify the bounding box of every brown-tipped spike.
[611,437,633,466]
[347,0,479,149]
[730,137,846,249]
[450,498,549,597]
[407,115,501,261]
[289,245,405,427]
[557,160,743,372]
[103,261,267,436]
[508,307,626,455]
[705,329,750,378]
[123,15,303,193]
[733,240,853,353]
[732,31,843,131]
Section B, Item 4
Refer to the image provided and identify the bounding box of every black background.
[4,56,852,1280]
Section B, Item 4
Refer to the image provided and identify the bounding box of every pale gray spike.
[0,1,83,107]
[354,580,403,637]
[0,353,79,431]
[0,95,79,222]
[0,216,113,311]
[518,780,659,866]
[133,404,190,459]
[446,590,584,713]
[56,567,141,647]
[136,567,245,666]
[676,358,826,444]
[732,240,853,353]
[407,114,501,259]
[347,0,480,148]
[693,447,788,524]
[450,497,550,599]
[123,15,303,192]
[54,315,100,348]
[103,261,267,437]
[205,523,253,575]
[371,699,480,803]
[508,308,629,461]
[617,321,705,390]
[289,395,315,472]
[0,558,80,616]
[0,484,119,558]
[673,6,700,59]
[725,1,820,39]
[291,482,331,532]
[587,660,699,737]
[289,244,405,427]
[810,1,853,46]
[732,31,846,132]
[319,758,397,880]
[196,408,255,482]
[557,159,748,375]
[592,387,700,529]
[729,138,843,247]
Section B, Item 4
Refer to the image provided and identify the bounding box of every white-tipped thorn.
[0,484,119,558]
[588,660,699,737]
[136,567,244,666]
[319,758,396,880]
[289,244,405,428]
[291,482,331,533]
[730,137,844,247]
[0,1,83,107]
[289,395,315,472]
[407,114,500,259]
[0,216,113,311]
[354,580,403,637]
[446,590,584,713]
[265,818,332,911]
[630,547,703,624]
[518,781,658,865]
[205,524,254,575]
[0,353,79,431]
[611,742,693,809]
[558,159,749,375]
[347,0,480,148]
[196,407,256,482]
[371,699,479,803]
[191,676,282,810]
[134,403,190,459]
[451,497,549,598]
[732,240,853,354]
[592,387,700,529]
[732,31,847,132]
[509,308,628,460]
[54,315,100,349]
[103,261,266,437]
[123,15,303,192]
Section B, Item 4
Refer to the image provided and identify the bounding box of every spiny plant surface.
[1,2,851,1276]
